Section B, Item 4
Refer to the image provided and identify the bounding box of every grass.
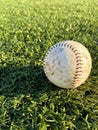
[0,0,98,129]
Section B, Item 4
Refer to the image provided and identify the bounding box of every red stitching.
[74,74,82,76]
[74,77,79,79]
[73,50,79,53]
[76,59,82,62]
[75,52,81,55]
[76,67,82,69]
[76,56,82,59]
[77,63,83,65]
[71,47,77,51]
[63,42,83,88]
[67,44,70,47]
[72,79,81,83]
[69,45,73,49]
[75,70,83,73]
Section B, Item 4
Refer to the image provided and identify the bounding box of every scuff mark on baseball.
[43,40,92,89]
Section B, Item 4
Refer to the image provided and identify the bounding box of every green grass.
[0,0,98,129]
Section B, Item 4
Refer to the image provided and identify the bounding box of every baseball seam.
[63,42,83,88]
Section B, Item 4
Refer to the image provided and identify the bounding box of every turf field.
[0,0,98,129]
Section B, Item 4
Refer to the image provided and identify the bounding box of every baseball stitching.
[44,41,83,88]
[63,42,83,88]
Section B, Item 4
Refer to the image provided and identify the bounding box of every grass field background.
[0,0,98,129]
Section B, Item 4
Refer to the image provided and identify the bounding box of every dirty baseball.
[43,40,92,89]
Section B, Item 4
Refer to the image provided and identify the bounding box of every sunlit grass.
[0,0,98,129]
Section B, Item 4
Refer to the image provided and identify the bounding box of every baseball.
[43,40,92,89]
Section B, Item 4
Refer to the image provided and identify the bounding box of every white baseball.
[43,40,92,89]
